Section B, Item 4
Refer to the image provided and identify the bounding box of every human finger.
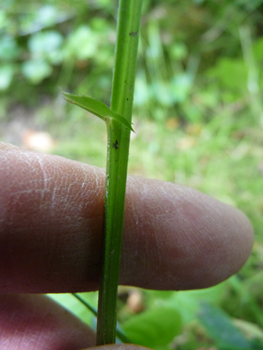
[0,142,253,292]
[0,292,150,350]
[0,293,95,350]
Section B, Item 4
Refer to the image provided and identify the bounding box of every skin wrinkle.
[0,146,103,292]
[0,142,254,293]
[36,156,48,193]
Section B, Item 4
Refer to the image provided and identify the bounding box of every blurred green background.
[1,0,263,348]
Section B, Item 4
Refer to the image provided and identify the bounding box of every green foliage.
[2,0,263,116]
[199,302,257,350]
[122,307,182,349]
[2,0,263,348]
[48,292,98,327]
[62,92,134,131]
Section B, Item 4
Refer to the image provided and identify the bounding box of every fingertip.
[121,179,254,290]
[0,144,254,293]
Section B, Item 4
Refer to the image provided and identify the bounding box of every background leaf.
[199,302,254,350]
[21,59,52,84]
[122,307,182,349]
[0,65,14,90]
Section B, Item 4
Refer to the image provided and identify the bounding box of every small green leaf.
[63,92,134,132]
[199,302,254,350]
[122,307,182,349]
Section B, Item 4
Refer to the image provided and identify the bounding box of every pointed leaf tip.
[62,92,134,132]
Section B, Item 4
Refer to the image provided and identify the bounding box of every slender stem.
[96,0,142,345]
[72,294,131,343]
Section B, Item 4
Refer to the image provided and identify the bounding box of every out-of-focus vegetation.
[1,0,263,348]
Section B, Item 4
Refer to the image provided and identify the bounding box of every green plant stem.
[72,294,131,343]
[96,0,142,345]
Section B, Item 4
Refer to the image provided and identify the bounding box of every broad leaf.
[63,92,134,132]
[122,307,182,349]
[199,302,254,350]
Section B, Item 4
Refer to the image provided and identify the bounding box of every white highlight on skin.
[0,142,254,292]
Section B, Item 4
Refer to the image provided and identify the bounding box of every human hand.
[0,142,253,350]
